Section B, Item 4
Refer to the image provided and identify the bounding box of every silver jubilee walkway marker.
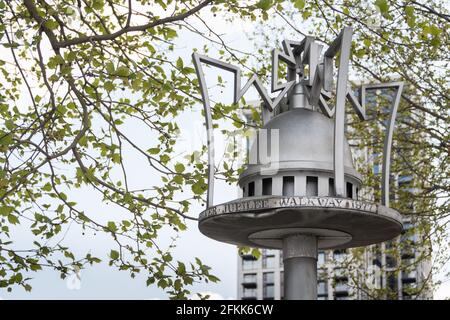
[192,26,404,300]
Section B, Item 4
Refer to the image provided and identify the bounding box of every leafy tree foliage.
[0,0,255,297]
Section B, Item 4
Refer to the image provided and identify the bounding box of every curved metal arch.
[361,82,404,207]
[192,52,295,207]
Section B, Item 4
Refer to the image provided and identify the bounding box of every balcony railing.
[334,282,350,292]
[242,281,257,288]
[402,271,417,284]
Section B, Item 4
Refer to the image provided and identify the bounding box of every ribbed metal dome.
[240,108,361,181]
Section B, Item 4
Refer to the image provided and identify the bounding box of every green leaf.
[104,81,115,92]
[174,163,185,173]
[7,214,19,224]
[251,108,260,122]
[56,104,66,115]
[30,264,42,271]
[111,153,121,164]
[157,278,168,289]
[256,0,273,11]
[0,132,13,147]
[0,206,14,217]
[160,154,170,164]
[191,181,206,195]
[173,175,184,184]
[64,51,77,62]
[174,279,182,291]
[162,253,172,262]
[5,119,14,130]
[78,135,88,147]
[105,61,115,74]
[116,66,130,77]
[430,25,442,36]
[256,0,273,10]
[147,148,160,155]
[92,0,104,10]
[177,262,186,275]
[110,249,119,260]
[165,28,177,39]
[208,274,220,283]
[251,248,261,259]
[182,67,195,75]
[64,251,75,260]
[42,182,52,192]
[176,57,183,69]
[405,6,414,17]
[107,221,117,232]
[122,220,131,228]
[146,277,155,286]
[375,0,389,14]
[47,54,64,69]
[44,19,59,30]
[294,0,305,10]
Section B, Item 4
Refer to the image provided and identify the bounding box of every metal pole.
[283,234,318,300]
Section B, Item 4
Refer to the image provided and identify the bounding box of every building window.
[328,178,335,196]
[242,273,257,288]
[242,287,257,300]
[334,280,349,293]
[333,249,346,263]
[387,272,398,291]
[306,176,318,196]
[282,176,295,196]
[334,268,348,281]
[398,175,413,184]
[346,182,353,198]
[318,280,328,297]
[401,248,415,260]
[242,255,257,270]
[402,271,417,284]
[373,164,380,175]
[402,222,413,232]
[262,178,272,196]
[401,232,417,244]
[262,250,275,268]
[386,255,397,268]
[280,271,284,300]
[263,272,274,283]
[248,181,255,197]
[263,272,274,300]
[318,251,326,266]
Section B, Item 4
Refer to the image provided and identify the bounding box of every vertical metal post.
[282,234,318,300]
[332,27,353,198]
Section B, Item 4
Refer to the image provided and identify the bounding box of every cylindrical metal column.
[282,234,318,300]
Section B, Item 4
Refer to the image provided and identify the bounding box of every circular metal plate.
[198,196,402,250]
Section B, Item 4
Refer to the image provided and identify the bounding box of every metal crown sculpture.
[192,26,404,300]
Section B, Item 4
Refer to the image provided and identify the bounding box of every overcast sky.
[1,5,449,300]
